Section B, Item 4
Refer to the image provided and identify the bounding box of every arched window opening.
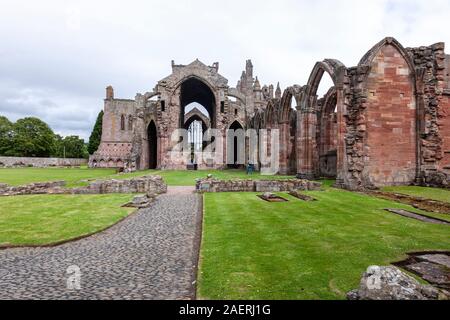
[128,116,133,131]
[147,121,157,169]
[316,72,334,97]
[120,115,125,131]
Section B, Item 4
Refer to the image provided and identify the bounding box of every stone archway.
[147,121,158,169]
[179,77,216,129]
[297,59,347,181]
[227,120,245,168]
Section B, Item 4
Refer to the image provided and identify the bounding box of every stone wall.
[0,156,87,168]
[73,175,167,195]
[0,175,167,196]
[195,178,321,193]
[362,43,417,186]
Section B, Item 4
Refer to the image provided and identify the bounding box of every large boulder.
[347,266,444,300]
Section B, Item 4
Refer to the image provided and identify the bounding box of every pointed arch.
[301,59,346,112]
[358,37,415,74]
[360,37,418,186]
[120,114,125,130]
[279,85,304,122]
[147,120,158,169]
[128,115,133,131]
[265,100,279,127]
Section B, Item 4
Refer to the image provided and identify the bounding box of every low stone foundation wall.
[423,170,450,189]
[72,176,167,195]
[195,178,322,193]
[0,156,87,168]
[0,175,167,196]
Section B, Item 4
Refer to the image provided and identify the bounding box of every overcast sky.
[0,0,449,140]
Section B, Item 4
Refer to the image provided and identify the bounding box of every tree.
[88,110,103,154]
[0,116,13,156]
[52,134,64,158]
[52,135,88,158]
[11,117,56,157]
[62,135,88,158]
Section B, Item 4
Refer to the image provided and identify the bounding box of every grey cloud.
[0,0,449,141]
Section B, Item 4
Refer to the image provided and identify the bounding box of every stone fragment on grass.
[124,194,154,208]
[347,265,444,300]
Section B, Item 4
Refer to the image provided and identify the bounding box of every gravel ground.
[0,193,202,300]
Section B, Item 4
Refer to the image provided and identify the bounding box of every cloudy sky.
[0,0,449,140]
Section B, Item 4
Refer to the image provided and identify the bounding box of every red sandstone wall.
[439,94,450,171]
[363,44,417,186]
[94,99,136,166]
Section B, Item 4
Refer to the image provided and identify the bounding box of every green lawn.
[382,185,450,203]
[140,169,295,186]
[0,167,295,187]
[0,194,135,246]
[0,167,117,187]
[198,188,450,300]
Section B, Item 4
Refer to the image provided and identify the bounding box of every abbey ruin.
[89,37,450,190]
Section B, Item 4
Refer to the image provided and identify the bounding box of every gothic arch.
[301,59,346,112]
[227,119,245,130]
[143,91,160,102]
[184,107,211,129]
[297,58,347,180]
[227,88,246,104]
[279,85,303,123]
[171,75,217,97]
[174,76,217,128]
[147,120,158,169]
[358,37,418,186]
[359,37,415,76]
[265,100,279,127]
[253,109,263,130]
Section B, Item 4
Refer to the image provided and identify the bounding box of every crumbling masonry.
[90,37,450,190]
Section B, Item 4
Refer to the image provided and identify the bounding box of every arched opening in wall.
[184,102,211,169]
[184,105,210,169]
[180,77,216,128]
[316,72,334,97]
[317,89,338,178]
[290,96,297,110]
[303,63,341,179]
[147,121,158,169]
[227,120,245,169]
[228,96,237,103]
[288,110,297,174]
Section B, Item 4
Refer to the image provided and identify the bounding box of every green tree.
[12,117,56,157]
[52,134,64,158]
[0,116,13,156]
[88,110,103,154]
[60,135,88,159]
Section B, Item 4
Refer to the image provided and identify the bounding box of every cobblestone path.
[0,192,202,300]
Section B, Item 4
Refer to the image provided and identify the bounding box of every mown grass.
[0,167,117,187]
[0,167,295,187]
[0,194,135,246]
[382,185,450,203]
[198,187,450,300]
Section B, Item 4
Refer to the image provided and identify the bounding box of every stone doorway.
[148,121,158,169]
[227,120,245,169]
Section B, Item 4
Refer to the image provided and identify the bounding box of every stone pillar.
[296,110,317,180]
[335,87,346,186]
[278,122,290,175]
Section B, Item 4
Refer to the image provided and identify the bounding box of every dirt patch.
[385,208,450,225]
[368,191,450,214]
